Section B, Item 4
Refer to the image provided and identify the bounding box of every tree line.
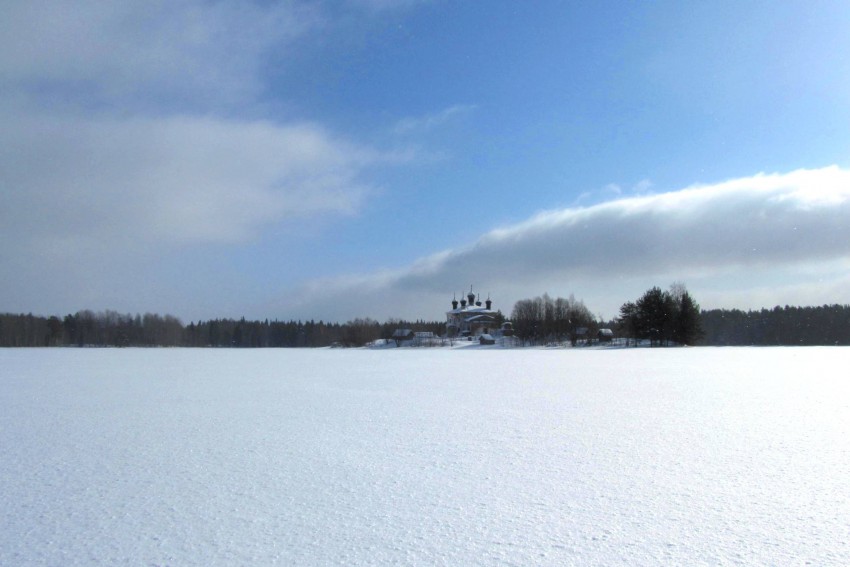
[700,304,850,346]
[0,311,444,348]
[4,294,850,348]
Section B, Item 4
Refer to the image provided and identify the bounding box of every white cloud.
[575,178,652,206]
[347,0,431,14]
[280,166,850,321]
[393,104,478,134]
[0,104,384,251]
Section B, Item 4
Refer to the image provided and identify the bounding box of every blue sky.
[2,0,850,323]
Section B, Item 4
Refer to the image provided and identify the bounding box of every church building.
[446,288,502,338]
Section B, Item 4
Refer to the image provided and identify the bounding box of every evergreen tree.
[620,283,703,346]
[618,301,639,346]
[674,291,703,345]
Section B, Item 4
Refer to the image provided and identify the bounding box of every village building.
[597,328,614,343]
[478,334,496,345]
[391,328,415,346]
[446,288,504,338]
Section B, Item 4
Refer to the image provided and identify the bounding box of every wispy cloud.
[281,166,850,320]
[393,104,478,134]
[347,0,431,14]
[0,107,385,251]
[575,179,653,205]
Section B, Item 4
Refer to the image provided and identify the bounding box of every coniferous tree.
[674,291,703,345]
[620,283,703,346]
[618,301,639,346]
[635,286,670,346]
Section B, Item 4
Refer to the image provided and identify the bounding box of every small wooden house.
[479,334,496,345]
[597,328,614,343]
[391,328,415,346]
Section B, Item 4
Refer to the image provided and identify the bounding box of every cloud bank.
[283,166,850,321]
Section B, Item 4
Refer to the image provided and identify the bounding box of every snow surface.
[1,347,848,565]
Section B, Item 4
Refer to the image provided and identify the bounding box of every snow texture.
[1,347,848,565]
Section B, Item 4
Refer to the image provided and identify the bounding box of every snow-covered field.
[1,347,848,565]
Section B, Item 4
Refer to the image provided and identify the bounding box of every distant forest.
[0,311,442,348]
[2,303,850,348]
[700,305,850,346]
